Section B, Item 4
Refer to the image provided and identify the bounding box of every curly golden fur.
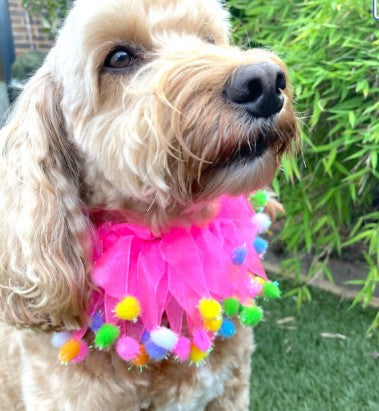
[0,0,298,409]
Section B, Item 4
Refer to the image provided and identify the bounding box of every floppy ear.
[0,66,92,330]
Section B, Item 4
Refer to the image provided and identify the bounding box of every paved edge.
[264,261,379,309]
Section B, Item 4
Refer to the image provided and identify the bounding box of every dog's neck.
[88,198,221,236]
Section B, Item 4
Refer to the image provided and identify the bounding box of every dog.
[0,0,298,409]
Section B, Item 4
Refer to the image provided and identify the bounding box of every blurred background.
[0,0,378,408]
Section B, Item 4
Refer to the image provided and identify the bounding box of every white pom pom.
[252,213,271,233]
[51,332,71,348]
[150,327,179,351]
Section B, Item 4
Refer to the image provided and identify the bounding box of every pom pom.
[231,244,247,265]
[190,344,208,364]
[253,237,268,256]
[116,336,140,361]
[251,213,271,234]
[150,327,179,351]
[131,345,149,367]
[58,339,81,364]
[51,332,71,348]
[174,336,191,362]
[249,279,263,296]
[219,318,236,339]
[239,305,263,327]
[145,340,168,361]
[198,298,222,320]
[254,276,266,286]
[90,311,104,333]
[249,191,269,211]
[193,329,212,352]
[263,281,281,299]
[203,317,222,332]
[71,340,89,364]
[115,296,141,321]
[141,330,150,343]
[94,323,120,350]
[222,298,240,317]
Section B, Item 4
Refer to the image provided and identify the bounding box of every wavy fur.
[0,0,298,408]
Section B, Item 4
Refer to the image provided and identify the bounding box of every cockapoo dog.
[0,0,297,409]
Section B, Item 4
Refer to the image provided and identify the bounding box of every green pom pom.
[249,191,269,211]
[222,298,241,317]
[263,281,281,299]
[239,306,263,327]
[95,323,120,350]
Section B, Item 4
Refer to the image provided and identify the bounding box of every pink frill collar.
[52,194,279,366]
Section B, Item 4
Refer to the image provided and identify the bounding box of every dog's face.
[0,0,297,329]
[52,0,297,221]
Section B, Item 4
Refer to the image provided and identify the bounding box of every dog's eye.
[104,48,134,70]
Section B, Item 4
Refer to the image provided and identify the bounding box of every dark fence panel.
[0,0,15,84]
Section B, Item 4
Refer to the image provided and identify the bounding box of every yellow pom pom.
[131,345,149,367]
[254,276,266,286]
[58,339,81,363]
[198,298,222,320]
[203,317,222,332]
[190,344,208,364]
[115,296,141,321]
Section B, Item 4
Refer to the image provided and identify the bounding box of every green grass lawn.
[251,282,379,411]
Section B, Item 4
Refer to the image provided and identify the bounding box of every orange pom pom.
[58,339,81,363]
[203,317,222,332]
[131,345,149,367]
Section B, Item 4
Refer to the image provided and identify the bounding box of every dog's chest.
[6,327,251,411]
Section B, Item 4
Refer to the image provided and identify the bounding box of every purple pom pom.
[141,331,150,343]
[90,311,104,333]
[232,244,247,265]
[145,340,168,360]
[219,318,236,339]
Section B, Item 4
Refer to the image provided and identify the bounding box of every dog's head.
[0,0,298,329]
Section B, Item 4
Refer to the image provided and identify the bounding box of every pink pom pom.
[249,280,263,296]
[71,340,89,364]
[116,336,140,361]
[174,336,191,362]
[192,329,212,352]
[252,213,271,233]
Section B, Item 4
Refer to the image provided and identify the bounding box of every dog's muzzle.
[224,62,286,119]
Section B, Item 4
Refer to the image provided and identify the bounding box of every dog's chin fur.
[0,0,298,408]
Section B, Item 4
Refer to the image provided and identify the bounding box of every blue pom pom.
[232,244,247,265]
[90,311,104,333]
[141,330,150,344]
[145,340,168,360]
[219,318,236,339]
[253,237,268,255]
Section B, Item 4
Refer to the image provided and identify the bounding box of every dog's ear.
[0,67,92,330]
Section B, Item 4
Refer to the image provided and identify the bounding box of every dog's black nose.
[225,62,286,118]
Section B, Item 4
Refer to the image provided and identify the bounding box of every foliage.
[21,0,70,35]
[11,50,46,81]
[228,0,379,322]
